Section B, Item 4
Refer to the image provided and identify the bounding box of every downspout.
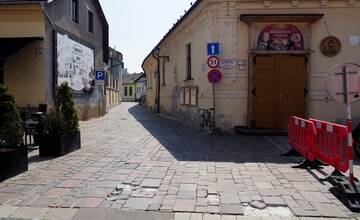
[152,54,160,113]
[40,2,57,106]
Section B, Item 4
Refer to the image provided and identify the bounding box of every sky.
[99,0,194,73]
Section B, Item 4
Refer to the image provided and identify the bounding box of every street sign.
[207,43,220,55]
[208,69,223,84]
[207,56,220,68]
[326,63,360,104]
[95,70,105,80]
[220,59,236,69]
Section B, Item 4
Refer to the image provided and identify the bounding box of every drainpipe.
[152,47,160,113]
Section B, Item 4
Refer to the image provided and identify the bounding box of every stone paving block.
[0,206,19,218]
[203,214,221,220]
[219,204,244,215]
[173,199,196,212]
[44,188,71,197]
[70,172,94,180]
[28,196,58,207]
[311,203,348,218]
[74,198,104,208]
[140,179,162,188]
[57,179,84,188]
[262,196,286,206]
[220,192,240,204]
[123,198,152,210]
[174,212,191,220]
[43,208,79,220]
[190,213,203,220]
[254,182,274,190]
[221,215,236,220]
[10,207,50,219]
[299,192,331,203]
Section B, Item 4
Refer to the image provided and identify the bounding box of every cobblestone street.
[1,103,360,219]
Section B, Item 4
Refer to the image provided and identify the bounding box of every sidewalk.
[1,103,360,219]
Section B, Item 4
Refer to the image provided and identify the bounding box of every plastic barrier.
[310,119,350,173]
[288,116,317,161]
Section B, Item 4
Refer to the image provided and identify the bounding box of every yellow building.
[0,0,109,120]
[142,0,360,132]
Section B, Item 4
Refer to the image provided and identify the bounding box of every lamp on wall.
[34,48,43,57]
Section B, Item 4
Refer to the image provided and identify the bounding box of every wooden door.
[253,54,307,129]
[278,55,307,129]
[253,55,280,129]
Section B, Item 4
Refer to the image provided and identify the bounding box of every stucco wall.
[144,0,360,132]
[44,0,107,120]
[123,84,136,102]
[4,40,46,107]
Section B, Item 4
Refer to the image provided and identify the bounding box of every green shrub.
[0,84,24,147]
[42,82,79,136]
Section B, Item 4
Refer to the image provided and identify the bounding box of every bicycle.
[198,108,215,135]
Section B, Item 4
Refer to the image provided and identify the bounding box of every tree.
[0,84,23,147]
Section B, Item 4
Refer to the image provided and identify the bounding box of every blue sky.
[100,0,194,73]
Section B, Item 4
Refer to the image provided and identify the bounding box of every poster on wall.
[57,33,95,91]
[257,24,304,51]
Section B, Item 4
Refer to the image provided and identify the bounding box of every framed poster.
[57,33,95,92]
[257,24,304,51]
[179,87,185,105]
[190,87,198,106]
[185,87,190,105]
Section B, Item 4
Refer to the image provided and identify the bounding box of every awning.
[240,14,324,24]
[0,37,43,59]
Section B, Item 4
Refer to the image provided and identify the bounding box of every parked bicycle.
[198,108,215,135]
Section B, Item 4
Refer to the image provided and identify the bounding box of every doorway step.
[234,126,288,136]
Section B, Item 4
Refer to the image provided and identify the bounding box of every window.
[186,43,192,80]
[71,0,79,23]
[124,87,128,96]
[180,86,198,106]
[162,59,166,85]
[129,87,133,96]
[179,88,185,105]
[88,10,94,33]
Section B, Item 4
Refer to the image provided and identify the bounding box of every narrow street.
[1,103,359,219]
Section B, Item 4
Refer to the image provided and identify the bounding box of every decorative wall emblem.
[320,36,341,57]
[350,35,359,46]
[257,24,304,51]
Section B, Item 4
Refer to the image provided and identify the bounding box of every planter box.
[0,147,28,182]
[39,131,81,157]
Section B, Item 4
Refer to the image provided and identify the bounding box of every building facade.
[135,73,147,102]
[142,0,360,132]
[106,47,124,108]
[0,0,108,120]
[122,73,142,102]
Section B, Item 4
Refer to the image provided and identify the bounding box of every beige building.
[142,0,360,132]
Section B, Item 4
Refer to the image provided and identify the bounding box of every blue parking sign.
[207,43,220,55]
[96,71,105,80]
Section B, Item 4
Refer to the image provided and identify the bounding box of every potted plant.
[39,82,81,157]
[0,84,28,182]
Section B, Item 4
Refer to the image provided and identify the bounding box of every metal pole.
[343,65,354,184]
[213,84,216,128]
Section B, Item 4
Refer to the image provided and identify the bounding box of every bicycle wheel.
[207,118,215,135]
[199,115,204,131]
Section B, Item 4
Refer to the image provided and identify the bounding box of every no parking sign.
[208,69,223,84]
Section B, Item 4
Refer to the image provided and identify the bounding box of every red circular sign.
[208,69,223,84]
[207,56,220,68]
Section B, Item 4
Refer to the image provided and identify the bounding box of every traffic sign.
[208,69,223,84]
[207,43,220,55]
[95,70,105,80]
[207,56,220,68]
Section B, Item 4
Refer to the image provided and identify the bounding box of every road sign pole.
[213,83,216,128]
[342,65,355,184]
